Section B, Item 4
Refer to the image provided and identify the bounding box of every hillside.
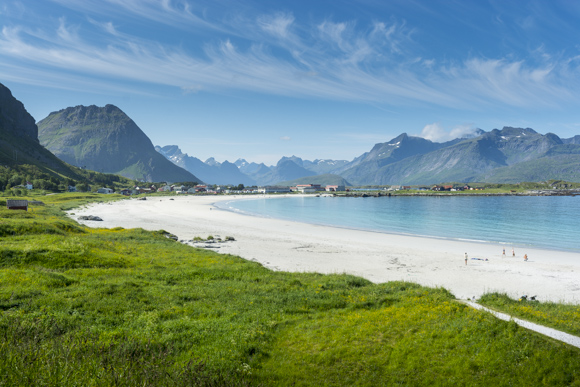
[38,105,201,183]
[255,159,316,186]
[278,173,351,187]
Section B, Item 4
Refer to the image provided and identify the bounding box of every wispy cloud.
[1,1,579,112]
[49,0,220,31]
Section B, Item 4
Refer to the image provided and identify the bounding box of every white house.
[97,187,114,194]
[294,184,323,193]
[257,186,291,194]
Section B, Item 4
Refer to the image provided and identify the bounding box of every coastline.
[215,195,578,254]
[70,195,580,304]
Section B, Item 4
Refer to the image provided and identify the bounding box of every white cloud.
[280,136,291,141]
[419,123,477,142]
[419,123,448,142]
[449,124,478,139]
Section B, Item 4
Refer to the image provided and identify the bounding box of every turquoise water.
[217,195,580,252]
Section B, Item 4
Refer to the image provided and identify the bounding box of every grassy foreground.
[1,194,579,386]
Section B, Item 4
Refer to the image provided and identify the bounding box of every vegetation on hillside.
[0,164,136,195]
[0,193,579,385]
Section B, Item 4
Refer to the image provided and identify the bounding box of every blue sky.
[2,0,580,165]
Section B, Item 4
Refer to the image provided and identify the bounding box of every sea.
[216,195,580,253]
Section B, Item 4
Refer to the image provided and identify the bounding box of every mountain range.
[155,145,254,185]
[4,81,578,187]
[154,147,353,186]
[337,128,580,185]
[156,128,580,185]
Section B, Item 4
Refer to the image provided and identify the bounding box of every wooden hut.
[6,200,28,211]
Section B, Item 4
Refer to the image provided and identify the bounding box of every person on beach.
[512,248,515,257]
[465,253,468,265]
[524,254,528,262]
[502,248,506,257]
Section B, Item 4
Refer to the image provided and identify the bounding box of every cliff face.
[38,104,201,183]
[0,82,83,176]
[0,83,38,141]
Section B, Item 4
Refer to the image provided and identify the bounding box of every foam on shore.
[70,195,580,303]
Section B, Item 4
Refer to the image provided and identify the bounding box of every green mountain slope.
[38,105,201,183]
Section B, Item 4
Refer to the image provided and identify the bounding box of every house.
[120,189,132,196]
[157,185,172,192]
[172,185,187,192]
[68,186,77,192]
[258,186,291,194]
[325,185,345,192]
[25,182,33,190]
[7,200,28,211]
[295,184,323,193]
[97,187,114,194]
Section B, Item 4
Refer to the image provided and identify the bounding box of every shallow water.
[218,195,580,253]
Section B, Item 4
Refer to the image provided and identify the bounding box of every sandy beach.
[70,195,580,303]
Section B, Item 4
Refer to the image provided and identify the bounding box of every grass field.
[1,193,579,386]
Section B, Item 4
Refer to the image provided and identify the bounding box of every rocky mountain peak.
[0,82,38,141]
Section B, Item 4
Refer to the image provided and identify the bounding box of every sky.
[2,0,580,165]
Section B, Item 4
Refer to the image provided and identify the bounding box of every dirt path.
[462,301,580,348]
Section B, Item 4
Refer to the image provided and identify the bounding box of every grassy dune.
[0,193,579,386]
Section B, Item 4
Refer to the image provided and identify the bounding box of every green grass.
[1,193,579,386]
[479,292,580,336]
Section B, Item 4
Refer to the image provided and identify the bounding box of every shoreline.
[70,195,580,304]
[216,194,579,254]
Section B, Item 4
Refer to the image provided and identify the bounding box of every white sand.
[70,195,580,304]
